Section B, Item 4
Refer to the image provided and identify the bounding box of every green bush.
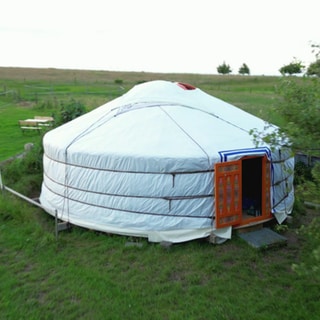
[56,99,86,125]
[294,161,313,185]
[2,139,43,196]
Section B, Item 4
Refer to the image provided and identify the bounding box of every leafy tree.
[279,59,304,75]
[307,59,320,77]
[276,79,320,150]
[217,62,232,75]
[251,76,320,278]
[238,63,250,75]
[306,43,320,77]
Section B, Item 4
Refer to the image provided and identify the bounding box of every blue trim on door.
[218,147,275,212]
[218,147,272,162]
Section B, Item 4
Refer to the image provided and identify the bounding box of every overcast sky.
[1,0,318,75]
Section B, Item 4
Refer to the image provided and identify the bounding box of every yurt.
[39,80,294,243]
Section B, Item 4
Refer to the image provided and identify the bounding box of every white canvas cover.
[40,80,294,243]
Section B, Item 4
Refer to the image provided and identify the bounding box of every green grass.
[0,102,43,160]
[0,194,319,319]
[1,67,319,319]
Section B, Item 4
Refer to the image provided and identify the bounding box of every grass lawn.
[0,67,319,319]
[0,194,319,319]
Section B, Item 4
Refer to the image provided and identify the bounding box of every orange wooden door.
[214,160,242,228]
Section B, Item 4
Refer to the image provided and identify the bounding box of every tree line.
[217,43,320,77]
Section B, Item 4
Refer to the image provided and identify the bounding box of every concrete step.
[238,227,287,249]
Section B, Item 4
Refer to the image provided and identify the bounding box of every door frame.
[214,155,272,229]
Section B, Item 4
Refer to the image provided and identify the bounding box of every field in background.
[0,66,281,115]
[0,67,283,161]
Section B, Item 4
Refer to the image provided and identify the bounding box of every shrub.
[2,139,43,196]
[294,161,313,185]
[57,99,86,125]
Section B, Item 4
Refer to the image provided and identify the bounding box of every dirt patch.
[18,101,35,108]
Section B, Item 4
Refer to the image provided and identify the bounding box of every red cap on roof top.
[177,82,196,90]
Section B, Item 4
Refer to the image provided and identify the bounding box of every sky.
[1,0,319,76]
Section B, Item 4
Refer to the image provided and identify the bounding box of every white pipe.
[3,185,44,209]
